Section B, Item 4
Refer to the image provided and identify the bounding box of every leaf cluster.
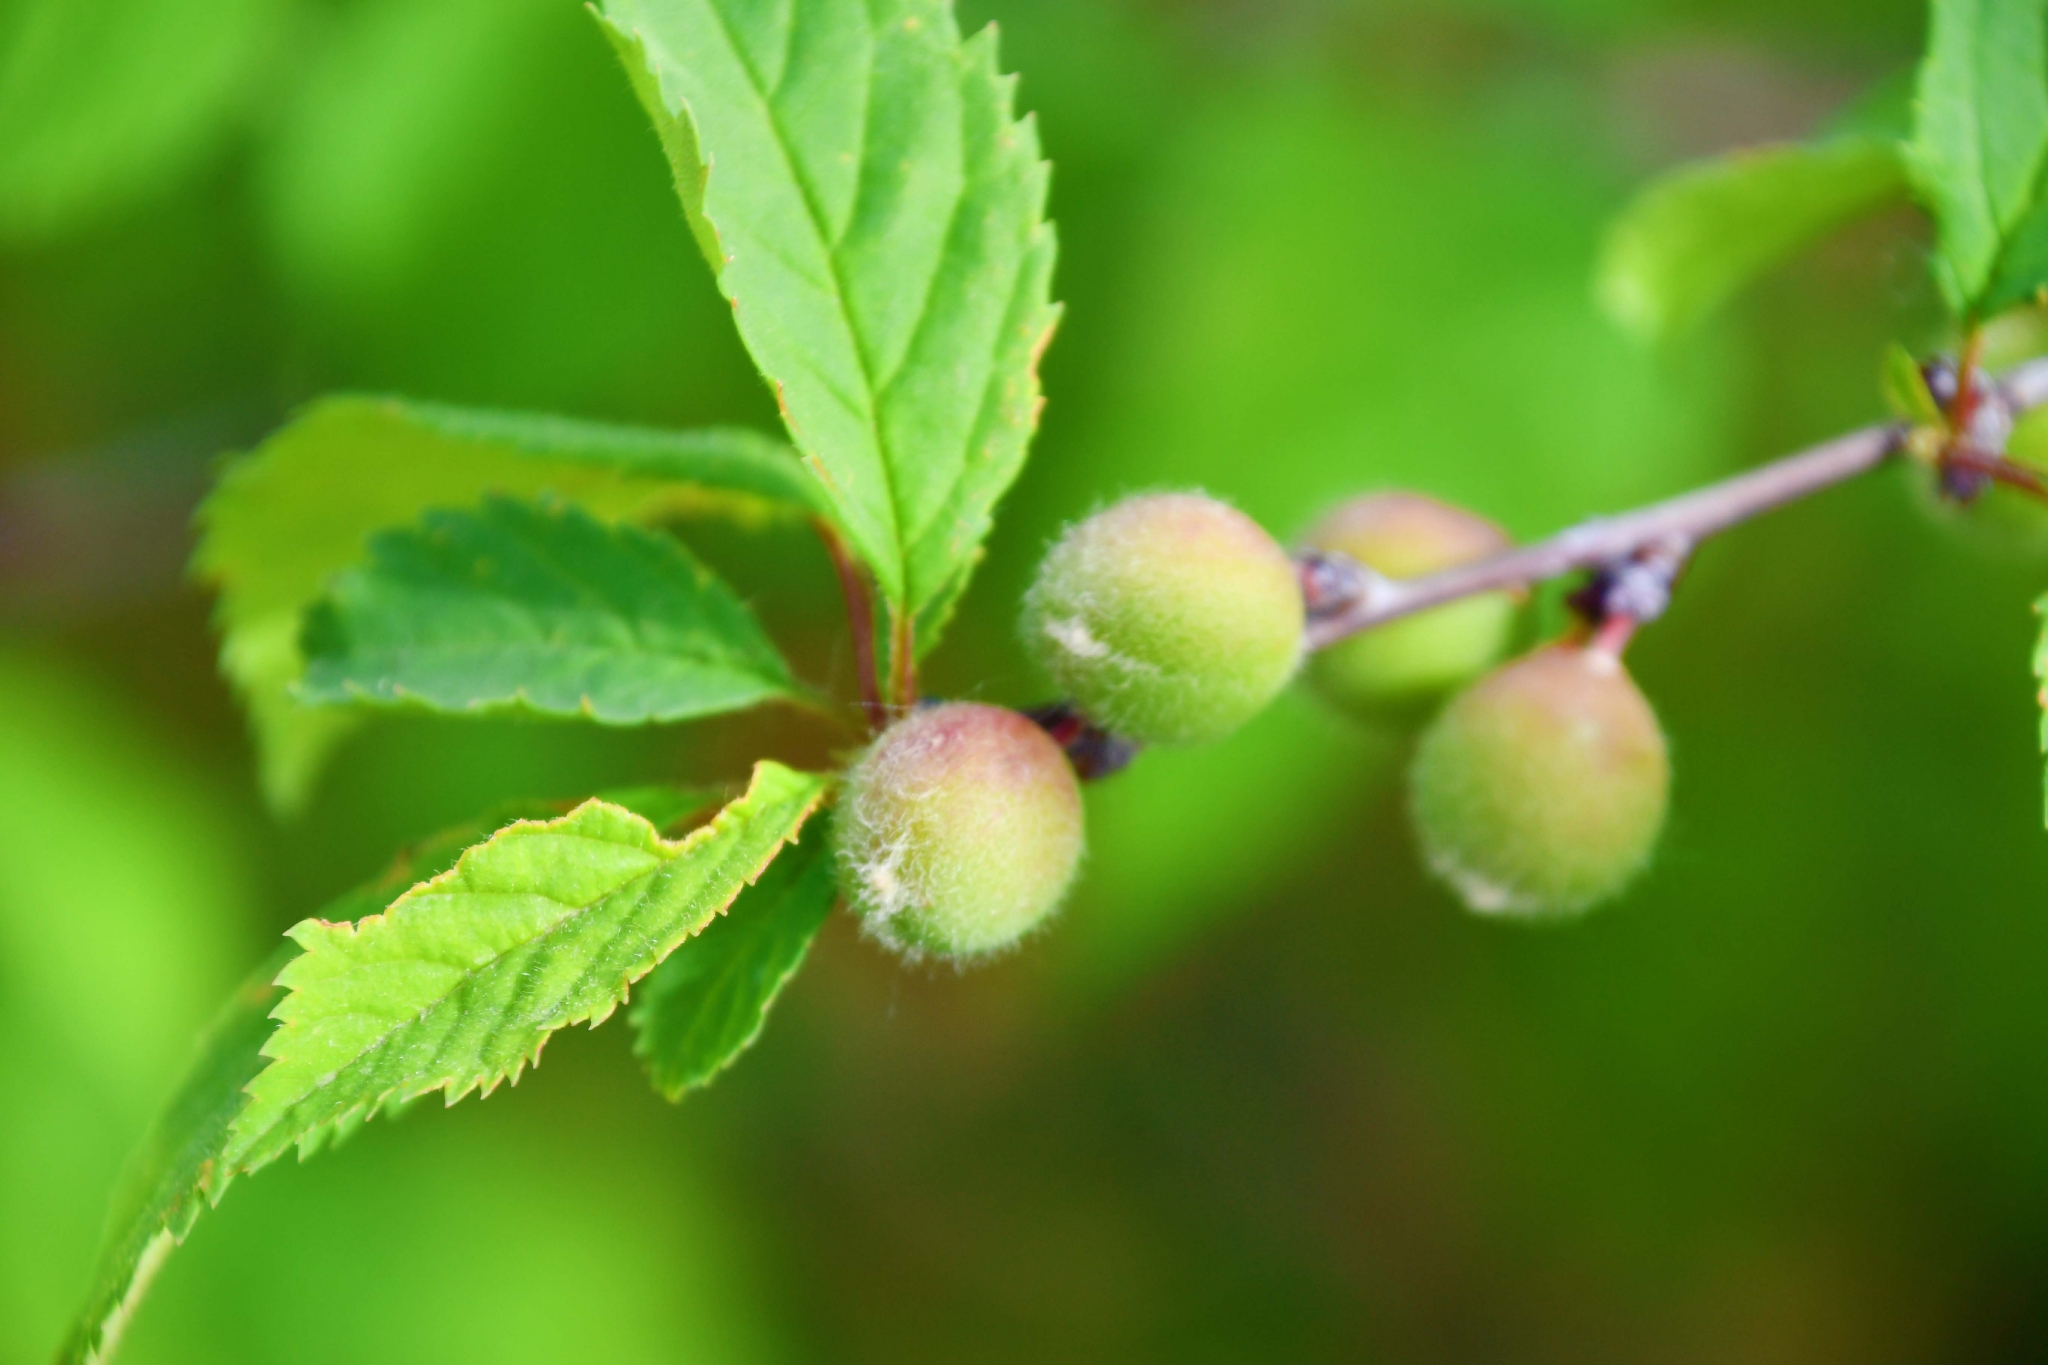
[73,0,2048,1357]
[61,1,1058,1356]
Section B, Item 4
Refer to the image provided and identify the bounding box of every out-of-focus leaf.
[194,396,818,814]
[598,0,1060,650]
[1822,69,1917,143]
[595,784,731,833]
[1910,0,2048,317]
[1881,342,1946,424]
[631,828,835,1100]
[0,0,281,241]
[0,652,252,1353]
[1597,137,1907,344]
[55,947,290,1365]
[1980,300,2048,368]
[300,497,810,725]
[1979,197,2048,317]
[223,762,831,1175]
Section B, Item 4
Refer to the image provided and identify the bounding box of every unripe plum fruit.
[1408,642,1668,917]
[835,702,1085,960]
[1021,492,1304,746]
[1302,493,1518,722]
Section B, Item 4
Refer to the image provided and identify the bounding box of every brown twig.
[813,518,887,732]
[1301,353,2048,653]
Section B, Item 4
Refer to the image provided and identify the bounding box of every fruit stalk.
[1301,354,2048,652]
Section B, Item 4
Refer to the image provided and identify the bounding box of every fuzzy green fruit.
[1021,492,1304,746]
[835,702,1085,960]
[1303,493,1518,722]
[1409,643,1668,917]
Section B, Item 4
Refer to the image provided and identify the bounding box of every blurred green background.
[10,0,2048,1359]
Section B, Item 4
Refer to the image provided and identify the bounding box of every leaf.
[55,781,728,1362]
[299,496,812,724]
[50,773,657,1365]
[1910,0,2048,317]
[1597,137,1908,344]
[222,762,832,1174]
[1882,342,1947,424]
[1822,69,1917,144]
[631,820,836,1099]
[1979,191,2048,315]
[193,395,822,813]
[53,946,287,1365]
[0,0,283,241]
[598,0,1061,648]
[595,783,731,832]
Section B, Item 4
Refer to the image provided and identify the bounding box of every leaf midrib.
[699,0,913,593]
[242,828,680,1159]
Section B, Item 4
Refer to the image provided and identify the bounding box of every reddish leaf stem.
[890,611,917,712]
[813,518,887,733]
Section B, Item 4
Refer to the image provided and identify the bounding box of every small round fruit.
[1302,493,1518,721]
[1408,642,1668,918]
[835,702,1085,960]
[1021,492,1304,746]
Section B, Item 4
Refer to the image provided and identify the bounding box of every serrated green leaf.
[631,821,835,1099]
[0,0,283,241]
[299,496,811,725]
[222,762,831,1175]
[598,0,1060,650]
[194,395,822,813]
[1597,137,1907,344]
[1882,342,1947,424]
[1910,0,2048,317]
[49,775,671,1365]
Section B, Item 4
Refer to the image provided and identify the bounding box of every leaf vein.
[698,0,908,579]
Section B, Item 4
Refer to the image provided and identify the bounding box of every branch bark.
[1302,354,2048,652]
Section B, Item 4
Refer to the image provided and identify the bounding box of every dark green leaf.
[1910,0,2048,316]
[2036,592,2048,819]
[299,497,810,725]
[1981,199,2048,314]
[194,395,820,812]
[598,0,1060,647]
[632,824,835,1099]
[1597,137,1907,344]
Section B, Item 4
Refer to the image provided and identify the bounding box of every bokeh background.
[9,0,2047,1359]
